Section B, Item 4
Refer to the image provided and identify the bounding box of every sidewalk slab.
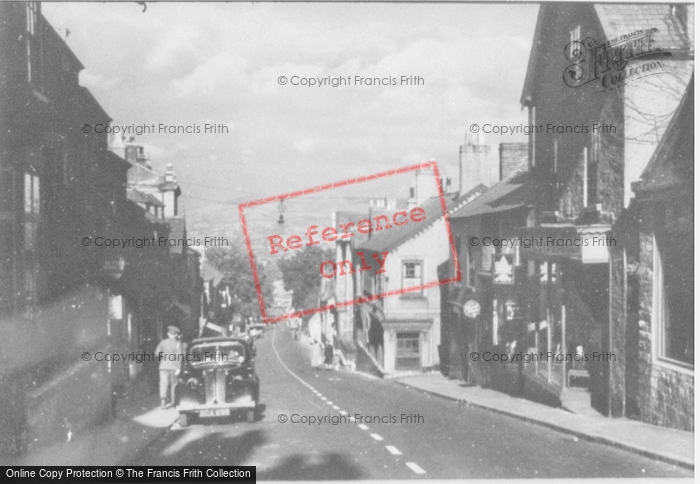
[0,373,177,466]
[395,373,694,470]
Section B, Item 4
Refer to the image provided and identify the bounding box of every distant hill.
[186,195,375,265]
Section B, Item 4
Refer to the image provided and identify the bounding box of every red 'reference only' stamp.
[238,161,460,324]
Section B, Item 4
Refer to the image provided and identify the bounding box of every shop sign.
[505,300,519,320]
[463,299,481,318]
[493,254,514,285]
[580,232,610,264]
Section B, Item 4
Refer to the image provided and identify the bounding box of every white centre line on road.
[326,401,333,405]
[406,462,426,474]
[332,405,340,410]
[340,411,348,416]
[358,424,369,430]
[320,397,327,401]
[385,446,402,455]
[370,433,384,441]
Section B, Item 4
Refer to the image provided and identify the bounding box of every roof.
[634,75,693,194]
[521,4,694,104]
[128,161,163,186]
[451,166,533,219]
[594,4,693,51]
[99,150,131,173]
[356,185,486,254]
[127,188,164,207]
[191,337,252,346]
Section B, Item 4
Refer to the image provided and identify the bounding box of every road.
[133,324,691,479]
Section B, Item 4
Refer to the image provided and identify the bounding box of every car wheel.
[246,409,255,423]
[178,413,190,428]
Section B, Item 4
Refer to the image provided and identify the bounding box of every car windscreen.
[190,341,247,367]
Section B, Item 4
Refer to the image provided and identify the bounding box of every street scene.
[0,1,695,482]
[130,325,690,479]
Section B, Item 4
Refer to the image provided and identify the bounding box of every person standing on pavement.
[311,340,322,370]
[324,341,335,370]
[155,326,186,409]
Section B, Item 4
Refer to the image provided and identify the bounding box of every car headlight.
[187,378,199,390]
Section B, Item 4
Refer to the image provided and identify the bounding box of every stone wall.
[635,231,694,431]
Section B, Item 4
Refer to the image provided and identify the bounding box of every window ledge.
[399,294,426,301]
[653,356,694,376]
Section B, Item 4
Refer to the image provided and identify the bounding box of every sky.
[43,2,539,213]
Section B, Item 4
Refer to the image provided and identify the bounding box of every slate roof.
[356,185,486,254]
[451,166,533,219]
[634,75,694,193]
[128,161,164,186]
[594,4,694,51]
[127,188,164,207]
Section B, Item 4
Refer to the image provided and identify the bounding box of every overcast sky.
[43,2,539,212]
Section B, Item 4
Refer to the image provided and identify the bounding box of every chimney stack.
[413,165,436,207]
[499,143,528,180]
[459,132,496,195]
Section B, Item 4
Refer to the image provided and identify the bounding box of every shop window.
[654,236,693,368]
[402,261,422,292]
[396,332,421,370]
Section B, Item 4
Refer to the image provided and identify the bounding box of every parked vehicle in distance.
[175,337,259,427]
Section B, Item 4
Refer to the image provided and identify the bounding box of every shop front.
[519,224,612,413]
[381,319,434,374]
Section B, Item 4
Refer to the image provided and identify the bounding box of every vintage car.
[175,337,259,427]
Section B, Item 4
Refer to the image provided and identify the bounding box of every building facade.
[0,3,202,452]
[515,3,693,428]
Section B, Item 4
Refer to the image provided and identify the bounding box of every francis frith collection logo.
[563,28,672,91]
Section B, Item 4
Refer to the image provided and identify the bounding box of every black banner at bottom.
[3,466,256,483]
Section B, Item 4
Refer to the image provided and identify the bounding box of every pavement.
[0,371,178,466]
[394,372,694,470]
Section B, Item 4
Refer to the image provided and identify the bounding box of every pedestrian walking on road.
[155,326,186,409]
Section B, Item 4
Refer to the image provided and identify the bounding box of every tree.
[206,244,273,318]
[277,245,333,311]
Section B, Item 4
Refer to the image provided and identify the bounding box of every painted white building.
[355,174,485,375]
